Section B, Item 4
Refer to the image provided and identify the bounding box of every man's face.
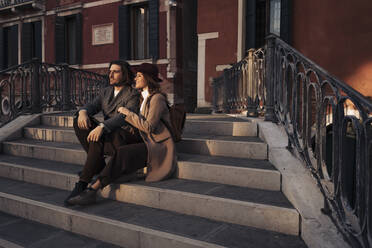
[109,64,123,86]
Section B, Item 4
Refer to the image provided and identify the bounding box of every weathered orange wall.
[292,0,372,98]
[198,0,239,103]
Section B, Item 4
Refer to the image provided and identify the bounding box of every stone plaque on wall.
[58,0,75,5]
[92,23,114,46]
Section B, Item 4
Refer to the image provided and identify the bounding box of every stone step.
[41,113,258,137]
[177,153,280,190]
[41,113,76,128]
[24,125,79,144]
[41,113,251,125]
[0,211,121,248]
[2,139,86,165]
[0,155,297,235]
[184,117,257,136]
[177,134,267,159]
[0,177,307,248]
[184,120,257,136]
[23,126,268,159]
[1,140,276,190]
[40,112,103,128]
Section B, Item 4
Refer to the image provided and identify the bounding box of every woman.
[68,63,177,205]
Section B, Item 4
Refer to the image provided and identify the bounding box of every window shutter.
[119,5,131,60]
[75,13,82,64]
[148,0,159,60]
[55,16,66,63]
[245,0,256,50]
[22,22,33,63]
[280,0,292,44]
[34,21,42,61]
[0,27,4,70]
[9,25,18,66]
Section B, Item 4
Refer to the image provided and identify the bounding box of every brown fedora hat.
[135,63,162,82]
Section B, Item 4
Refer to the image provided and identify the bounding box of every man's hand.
[87,126,103,142]
[78,110,91,130]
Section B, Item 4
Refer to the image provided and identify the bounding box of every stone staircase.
[0,113,307,248]
[0,211,120,247]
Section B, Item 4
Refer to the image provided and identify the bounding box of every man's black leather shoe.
[64,181,88,206]
[67,187,97,206]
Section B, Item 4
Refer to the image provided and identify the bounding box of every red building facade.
[0,0,196,106]
[196,0,372,108]
[196,0,239,107]
[2,0,370,111]
[292,0,372,98]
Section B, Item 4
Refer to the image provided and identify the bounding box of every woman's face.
[134,72,148,89]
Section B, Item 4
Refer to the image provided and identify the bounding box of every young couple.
[64,60,176,206]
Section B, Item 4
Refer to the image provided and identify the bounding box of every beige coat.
[124,93,177,182]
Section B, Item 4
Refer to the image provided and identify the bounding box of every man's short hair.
[109,60,134,82]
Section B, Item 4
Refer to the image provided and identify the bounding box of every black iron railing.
[0,59,108,126]
[212,34,372,247]
[0,0,35,8]
[212,48,265,116]
[264,35,372,247]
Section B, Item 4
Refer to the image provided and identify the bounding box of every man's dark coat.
[81,83,140,133]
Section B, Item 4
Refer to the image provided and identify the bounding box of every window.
[245,0,290,50]
[119,0,159,61]
[245,0,267,50]
[66,16,77,64]
[131,4,149,60]
[55,14,82,65]
[269,0,291,43]
[21,21,42,63]
[0,25,18,70]
[255,0,266,48]
[270,0,281,36]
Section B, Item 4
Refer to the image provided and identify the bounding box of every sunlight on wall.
[346,61,372,98]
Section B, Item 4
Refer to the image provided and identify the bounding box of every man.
[64,60,141,206]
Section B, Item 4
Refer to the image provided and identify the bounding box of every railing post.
[212,77,218,114]
[246,48,258,117]
[31,58,41,113]
[264,35,277,122]
[222,69,229,113]
[61,64,71,111]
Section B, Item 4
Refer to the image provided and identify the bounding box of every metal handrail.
[212,34,372,247]
[265,35,372,248]
[0,0,34,8]
[212,48,266,116]
[0,59,108,127]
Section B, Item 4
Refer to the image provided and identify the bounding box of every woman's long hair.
[142,73,169,105]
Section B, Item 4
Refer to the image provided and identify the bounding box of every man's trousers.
[73,116,143,187]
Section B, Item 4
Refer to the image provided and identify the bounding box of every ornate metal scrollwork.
[212,48,266,116]
[0,60,108,127]
[212,34,372,247]
[266,35,372,247]
[1,96,10,116]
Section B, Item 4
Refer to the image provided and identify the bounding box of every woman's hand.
[118,107,130,116]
